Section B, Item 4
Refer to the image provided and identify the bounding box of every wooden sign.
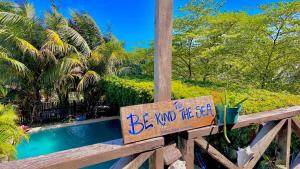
[120,96,216,144]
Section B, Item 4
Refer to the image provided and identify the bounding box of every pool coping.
[29,116,120,133]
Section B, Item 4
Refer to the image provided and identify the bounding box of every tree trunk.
[31,84,41,123]
[203,74,208,83]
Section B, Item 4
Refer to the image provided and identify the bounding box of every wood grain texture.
[195,137,239,169]
[154,0,173,102]
[149,147,164,169]
[179,138,194,169]
[292,118,300,138]
[121,96,215,144]
[187,106,300,139]
[276,118,291,168]
[109,155,136,169]
[0,137,164,169]
[244,120,286,169]
[123,151,154,169]
[163,143,182,165]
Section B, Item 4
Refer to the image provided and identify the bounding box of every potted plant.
[214,90,248,143]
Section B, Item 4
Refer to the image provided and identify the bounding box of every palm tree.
[76,36,125,114]
[0,1,90,122]
[0,0,127,120]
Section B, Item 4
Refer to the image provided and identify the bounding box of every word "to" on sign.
[120,96,216,144]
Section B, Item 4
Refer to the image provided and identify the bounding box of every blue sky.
[28,0,285,51]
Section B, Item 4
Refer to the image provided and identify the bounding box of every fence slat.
[277,118,291,168]
[123,151,154,169]
[179,137,194,169]
[109,156,136,169]
[149,147,164,169]
[187,106,300,139]
[0,137,164,169]
[292,118,300,138]
[244,119,286,169]
[195,137,239,169]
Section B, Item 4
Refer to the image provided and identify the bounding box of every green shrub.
[102,76,300,167]
[102,76,300,115]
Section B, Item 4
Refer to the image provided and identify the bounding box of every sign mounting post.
[154,0,173,102]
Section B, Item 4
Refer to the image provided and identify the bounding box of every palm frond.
[40,48,58,64]
[58,26,91,56]
[0,1,17,13]
[0,104,28,160]
[15,37,42,61]
[44,5,68,29]
[0,11,28,24]
[60,53,84,74]
[42,29,70,55]
[77,70,100,91]
[23,3,35,19]
[0,85,7,98]
[0,51,31,77]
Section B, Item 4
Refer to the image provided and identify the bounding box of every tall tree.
[69,11,103,50]
[173,0,224,80]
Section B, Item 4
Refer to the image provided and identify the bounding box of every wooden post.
[277,118,292,168]
[152,0,173,168]
[179,138,194,169]
[149,147,164,169]
[154,0,173,102]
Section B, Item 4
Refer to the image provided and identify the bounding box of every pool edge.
[29,116,120,133]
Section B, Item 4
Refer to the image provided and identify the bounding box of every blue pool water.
[17,119,124,168]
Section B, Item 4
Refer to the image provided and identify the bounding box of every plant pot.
[216,105,242,124]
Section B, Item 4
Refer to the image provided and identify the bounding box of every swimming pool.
[16,119,130,168]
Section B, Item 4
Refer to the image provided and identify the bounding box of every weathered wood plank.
[276,118,291,168]
[244,119,286,169]
[0,137,164,169]
[121,96,215,144]
[154,0,173,102]
[292,118,300,138]
[163,143,182,165]
[123,151,154,169]
[187,106,300,139]
[109,156,136,169]
[291,152,300,169]
[179,138,194,169]
[195,137,239,169]
[149,147,164,169]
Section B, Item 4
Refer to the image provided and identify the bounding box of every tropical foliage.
[126,0,300,94]
[0,0,298,165]
[0,104,28,161]
[0,1,125,121]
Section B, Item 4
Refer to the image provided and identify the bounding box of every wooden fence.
[1,106,300,169]
[18,101,109,123]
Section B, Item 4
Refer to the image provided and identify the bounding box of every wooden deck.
[1,106,300,169]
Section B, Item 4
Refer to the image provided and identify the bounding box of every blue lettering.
[143,113,154,129]
[201,106,207,117]
[174,101,184,111]
[181,107,193,120]
[196,106,201,118]
[207,104,214,116]
[155,113,166,126]
[156,111,176,126]
[169,111,177,121]
[127,113,144,135]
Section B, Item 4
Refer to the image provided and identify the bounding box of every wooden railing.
[1,106,300,169]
